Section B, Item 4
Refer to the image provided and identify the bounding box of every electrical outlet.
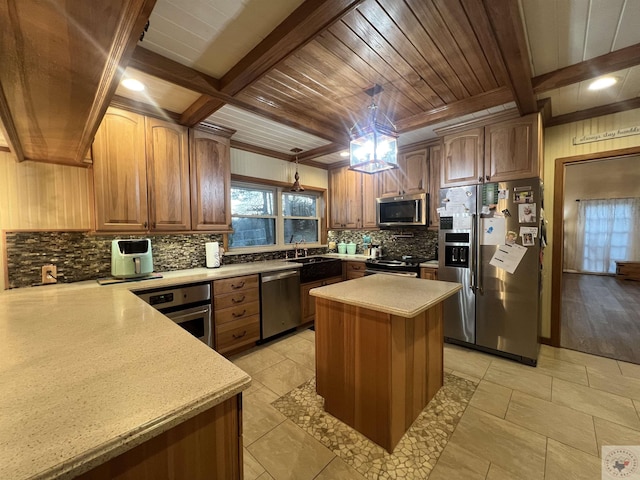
[42,265,57,284]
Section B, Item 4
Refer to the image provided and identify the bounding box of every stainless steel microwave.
[376,192,428,228]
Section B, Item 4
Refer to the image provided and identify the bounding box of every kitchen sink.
[287,256,342,282]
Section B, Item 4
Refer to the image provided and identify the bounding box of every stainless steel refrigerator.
[437,178,543,365]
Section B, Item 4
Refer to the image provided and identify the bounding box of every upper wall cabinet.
[427,142,442,229]
[379,148,428,197]
[92,108,232,233]
[441,113,542,188]
[93,108,148,231]
[329,166,362,229]
[146,117,190,231]
[190,129,232,232]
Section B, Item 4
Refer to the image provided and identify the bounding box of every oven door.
[164,303,212,347]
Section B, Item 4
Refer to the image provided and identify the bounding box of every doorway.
[551,149,640,364]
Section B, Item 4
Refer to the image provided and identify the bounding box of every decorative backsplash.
[5,228,437,289]
[328,228,438,259]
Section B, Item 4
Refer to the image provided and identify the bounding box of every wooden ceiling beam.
[111,94,182,123]
[545,97,640,128]
[230,140,331,169]
[179,0,364,129]
[396,87,513,131]
[532,43,640,93]
[482,0,537,115]
[219,0,364,96]
[298,143,347,162]
[129,46,346,141]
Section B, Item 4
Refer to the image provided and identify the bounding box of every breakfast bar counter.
[310,275,461,452]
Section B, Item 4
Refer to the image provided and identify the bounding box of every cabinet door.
[145,117,190,231]
[420,267,438,280]
[484,113,540,182]
[441,128,484,187]
[329,166,361,229]
[400,148,428,195]
[301,276,342,323]
[379,168,402,197]
[93,108,148,231]
[361,171,380,229]
[428,143,442,229]
[190,129,232,231]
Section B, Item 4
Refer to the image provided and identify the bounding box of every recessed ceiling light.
[588,77,617,91]
[340,151,350,157]
[121,78,145,92]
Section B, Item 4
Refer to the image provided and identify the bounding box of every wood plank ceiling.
[2,0,640,167]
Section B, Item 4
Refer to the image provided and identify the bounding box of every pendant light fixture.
[349,84,399,174]
[290,148,304,192]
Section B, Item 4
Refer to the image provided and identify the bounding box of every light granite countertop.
[309,274,461,318]
[0,259,302,480]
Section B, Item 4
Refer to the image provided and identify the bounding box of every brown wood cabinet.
[93,108,148,231]
[344,261,366,279]
[380,148,428,197]
[441,127,484,188]
[145,117,190,231]
[329,166,363,229]
[361,172,380,228]
[441,113,541,188]
[190,129,232,232]
[213,275,260,355]
[427,143,442,229]
[76,395,243,479]
[420,267,438,280]
[300,275,343,323]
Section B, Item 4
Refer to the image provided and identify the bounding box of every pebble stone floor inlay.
[272,373,477,479]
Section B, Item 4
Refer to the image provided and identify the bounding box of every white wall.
[231,149,328,189]
[542,108,640,337]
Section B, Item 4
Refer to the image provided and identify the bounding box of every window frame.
[228,178,326,254]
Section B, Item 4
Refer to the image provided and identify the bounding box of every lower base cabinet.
[76,395,243,479]
[420,267,438,280]
[301,276,343,323]
[344,261,367,279]
[213,275,260,355]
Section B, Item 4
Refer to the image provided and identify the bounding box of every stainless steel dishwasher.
[260,269,301,340]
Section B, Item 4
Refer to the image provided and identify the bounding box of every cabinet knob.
[486,175,490,181]
[478,176,483,183]
[143,221,148,228]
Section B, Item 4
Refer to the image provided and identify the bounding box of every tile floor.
[231,329,640,480]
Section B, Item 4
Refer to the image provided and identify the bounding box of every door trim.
[550,146,640,346]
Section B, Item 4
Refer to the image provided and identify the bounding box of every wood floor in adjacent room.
[562,272,640,364]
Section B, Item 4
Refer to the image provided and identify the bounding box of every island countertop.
[309,274,462,318]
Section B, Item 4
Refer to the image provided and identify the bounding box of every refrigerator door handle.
[470,213,477,293]
[476,212,484,295]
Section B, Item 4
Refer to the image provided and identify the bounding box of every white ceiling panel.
[207,105,330,154]
[614,0,640,49]
[116,68,202,114]
[583,0,626,59]
[539,66,640,116]
[141,0,303,78]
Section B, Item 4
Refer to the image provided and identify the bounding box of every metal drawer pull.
[232,309,246,318]
[231,281,245,289]
[231,295,245,303]
[232,330,247,339]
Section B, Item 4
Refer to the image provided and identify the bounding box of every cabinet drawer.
[345,261,366,279]
[216,315,260,354]
[214,288,259,310]
[214,275,258,295]
[215,301,260,326]
[420,267,438,280]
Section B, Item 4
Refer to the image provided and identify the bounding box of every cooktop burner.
[365,255,431,273]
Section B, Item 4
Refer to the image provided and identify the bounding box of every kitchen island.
[310,274,461,452]
[0,260,302,480]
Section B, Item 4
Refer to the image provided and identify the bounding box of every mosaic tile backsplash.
[5,228,437,288]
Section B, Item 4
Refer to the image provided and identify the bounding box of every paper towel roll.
[206,242,220,268]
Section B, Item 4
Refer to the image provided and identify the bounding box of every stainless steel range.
[364,256,428,277]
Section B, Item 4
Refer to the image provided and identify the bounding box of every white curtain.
[571,198,640,274]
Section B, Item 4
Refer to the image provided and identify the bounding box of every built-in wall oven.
[136,283,212,347]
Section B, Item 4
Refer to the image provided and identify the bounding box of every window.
[229,182,321,250]
[578,198,640,274]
